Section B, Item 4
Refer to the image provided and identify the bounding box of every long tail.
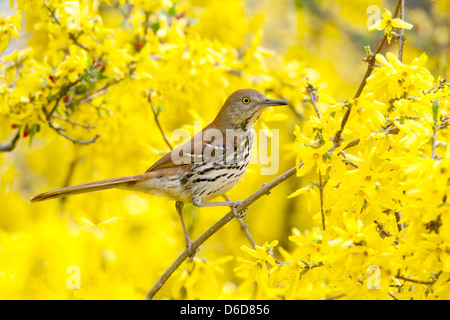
[30,172,156,203]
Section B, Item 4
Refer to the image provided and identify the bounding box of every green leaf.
[154,105,164,116]
[152,22,160,32]
[87,57,93,69]
[168,4,177,17]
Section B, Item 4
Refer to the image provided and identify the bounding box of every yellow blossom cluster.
[236,53,450,299]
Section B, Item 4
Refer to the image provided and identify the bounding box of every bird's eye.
[242,97,250,104]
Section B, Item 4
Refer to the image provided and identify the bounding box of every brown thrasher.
[30,89,288,255]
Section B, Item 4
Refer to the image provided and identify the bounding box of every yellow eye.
[242,97,250,104]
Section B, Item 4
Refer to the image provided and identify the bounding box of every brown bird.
[30,89,288,256]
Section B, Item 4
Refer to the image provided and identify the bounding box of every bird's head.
[214,89,288,129]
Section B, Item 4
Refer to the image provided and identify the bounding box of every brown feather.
[146,122,224,172]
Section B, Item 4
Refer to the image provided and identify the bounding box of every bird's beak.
[262,98,288,107]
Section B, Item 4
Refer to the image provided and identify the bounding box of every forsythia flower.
[294,125,334,176]
[369,9,413,43]
[55,45,88,83]
[0,12,22,52]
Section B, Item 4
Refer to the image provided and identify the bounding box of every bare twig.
[333,1,403,148]
[223,194,256,248]
[397,0,405,62]
[68,33,90,52]
[432,124,438,160]
[0,130,20,152]
[148,96,173,151]
[52,115,96,131]
[59,156,82,207]
[334,34,387,146]
[318,172,326,230]
[45,79,82,120]
[45,5,61,25]
[395,271,441,286]
[374,220,393,239]
[48,118,100,145]
[144,162,303,300]
[75,79,124,105]
[343,138,360,151]
[341,158,358,168]
[306,82,322,119]
[46,5,89,51]
[135,11,151,52]
[395,211,404,232]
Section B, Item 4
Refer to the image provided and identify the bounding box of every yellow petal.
[368,19,382,31]
[240,245,260,259]
[391,18,413,30]
[68,72,78,83]
[386,51,404,69]
[375,53,392,69]
[394,121,412,135]
[317,140,334,154]
[297,158,315,177]
[288,186,310,199]
[413,52,428,67]
[382,9,392,20]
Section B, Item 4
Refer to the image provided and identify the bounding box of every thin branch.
[397,0,405,62]
[341,158,358,168]
[144,162,303,300]
[148,96,173,151]
[59,156,82,207]
[333,0,403,148]
[395,211,404,232]
[334,35,387,146]
[0,130,20,152]
[68,33,90,52]
[52,115,96,131]
[388,292,400,300]
[395,271,441,286]
[74,78,124,106]
[223,194,282,266]
[48,118,100,145]
[135,11,151,52]
[305,82,322,119]
[318,172,326,230]
[343,138,360,151]
[223,194,256,248]
[45,5,61,25]
[45,5,89,51]
[45,79,82,120]
[432,123,438,160]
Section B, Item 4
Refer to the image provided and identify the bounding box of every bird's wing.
[146,124,227,172]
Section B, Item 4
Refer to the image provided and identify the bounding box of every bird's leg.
[192,199,246,219]
[175,201,197,260]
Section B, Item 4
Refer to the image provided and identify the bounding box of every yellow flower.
[234,241,278,274]
[368,9,413,43]
[295,140,334,177]
[0,12,22,53]
[366,52,433,101]
[54,45,87,83]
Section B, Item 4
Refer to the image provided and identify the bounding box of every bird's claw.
[186,239,199,262]
[231,201,246,219]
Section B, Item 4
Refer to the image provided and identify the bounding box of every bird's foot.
[231,201,246,219]
[186,238,199,262]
